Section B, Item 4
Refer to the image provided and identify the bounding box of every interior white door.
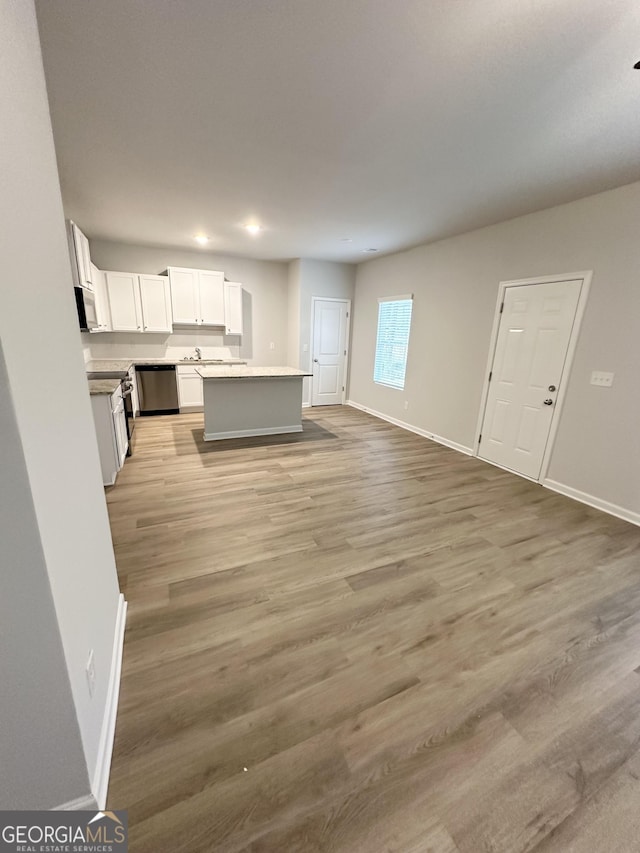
[311,299,349,406]
[479,279,582,479]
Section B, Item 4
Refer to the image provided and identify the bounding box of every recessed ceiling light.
[194,235,209,245]
[634,60,640,69]
[340,237,353,243]
[362,248,378,253]
[245,224,261,235]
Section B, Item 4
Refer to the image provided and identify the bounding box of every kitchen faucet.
[195,348,202,360]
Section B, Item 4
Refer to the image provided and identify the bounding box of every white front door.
[479,278,582,479]
[311,298,349,406]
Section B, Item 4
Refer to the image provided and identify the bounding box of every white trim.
[301,402,311,408]
[346,400,473,455]
[52,793,98,812]
[543,479,640,528]
[310,296,351,407]
[204,425,303,441]
[474,270,593,481]
[378,293,413,302]
[91,593,127,809]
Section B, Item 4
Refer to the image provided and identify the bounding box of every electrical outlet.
[590,371,614,387]
[404,400,409,410]
[269,342,275,350]
[86,649,96,697]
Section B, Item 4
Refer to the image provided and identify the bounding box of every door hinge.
[478,434,482,443]
[499,302,504,314]
[342,386,345,391]
[344,349,347,356]
[488,371,492,382]
[346,312,349,318]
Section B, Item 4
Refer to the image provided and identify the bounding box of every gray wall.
[0,345,88,808]
[1,0,121,804]
[89,240,289,366]
[349,180,640,517]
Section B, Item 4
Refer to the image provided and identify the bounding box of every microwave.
[74,286,99,332]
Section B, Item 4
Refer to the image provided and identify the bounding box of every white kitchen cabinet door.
[90,263,112,332]
[129,367,140,416]
[177,366,204,411]
[106,272,143,331]
[139,275,172,332]
[113,398,129,469]
[199,270,225,325]
[67,220,93,290]
[223,281,243,335]
[169,267,200,325]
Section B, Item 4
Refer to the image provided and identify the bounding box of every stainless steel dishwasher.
[136,365,179,415]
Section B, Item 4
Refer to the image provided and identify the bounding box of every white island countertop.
[196,366,311,379]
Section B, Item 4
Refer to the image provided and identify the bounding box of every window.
[373,295,413,390]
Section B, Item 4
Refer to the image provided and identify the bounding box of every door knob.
[548,385,556,392]
[543,399,553,406]
[313,358,319,363]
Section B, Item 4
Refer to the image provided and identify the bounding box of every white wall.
[0,344,88,808]
[289,259,356,405]
[88,240,289,365]
[349,181,640,518]
[1,0,121,804]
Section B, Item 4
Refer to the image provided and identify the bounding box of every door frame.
[310,296,352,406]
[473,270,592,482]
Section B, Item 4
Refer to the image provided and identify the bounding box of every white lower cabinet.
[177,365,204,411]
[129,367,140,416]
[91,386,128,486]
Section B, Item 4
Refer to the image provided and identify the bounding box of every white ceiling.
[36,0,640,263]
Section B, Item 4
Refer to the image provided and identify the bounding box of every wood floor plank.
[106,407,640,851]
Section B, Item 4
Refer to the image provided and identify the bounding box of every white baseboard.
[92,593,128,809]
[301,402,311,409]
[346,400,473,456]
[204,425,303,441]
[52,792,98,811]
[543,479,640,528]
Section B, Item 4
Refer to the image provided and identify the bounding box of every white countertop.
[196,366,311,379]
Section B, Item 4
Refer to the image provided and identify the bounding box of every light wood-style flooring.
[107,407,640,852]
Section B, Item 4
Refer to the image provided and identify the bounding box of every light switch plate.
[591,371,614,387]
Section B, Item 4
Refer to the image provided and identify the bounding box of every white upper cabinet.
[106,272,142,331]
[168,267,225,326]
[90,263,112,332]
[199,270,225,325]
[106,272,172,333]
[66,220,94,290]
[223,281,243,335]
[168,268,200,324]
[139,275,172,332]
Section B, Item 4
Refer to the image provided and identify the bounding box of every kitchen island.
[196,366,310,440]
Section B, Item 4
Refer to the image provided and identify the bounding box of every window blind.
[373,296,413,390]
